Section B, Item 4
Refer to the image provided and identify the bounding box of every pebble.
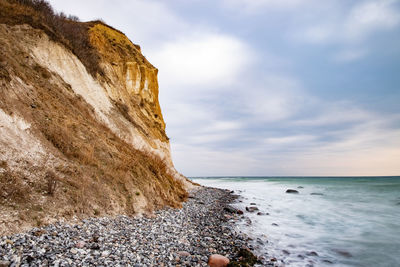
[0,187,268,266]
[75,241,86,248]
[177,251,190,257]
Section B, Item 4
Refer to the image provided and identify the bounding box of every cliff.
[0,0,193,235]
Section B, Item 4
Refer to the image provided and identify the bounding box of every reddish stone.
[208,254,230,267]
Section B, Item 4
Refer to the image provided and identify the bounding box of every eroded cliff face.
[0,5,192,235]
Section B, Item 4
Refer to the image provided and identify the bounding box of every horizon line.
[189,175,400,178]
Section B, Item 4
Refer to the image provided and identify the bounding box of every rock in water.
[208,254,230,267]
[286,189,299,194]
[245,206,259,212]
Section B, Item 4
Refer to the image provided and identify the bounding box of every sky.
[48,0,400,176]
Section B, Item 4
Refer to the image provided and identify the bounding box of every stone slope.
[0,0,193,236]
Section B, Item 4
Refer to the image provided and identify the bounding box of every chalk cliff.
[0,0,193,235]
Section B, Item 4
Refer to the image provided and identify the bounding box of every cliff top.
[0,0,154,77]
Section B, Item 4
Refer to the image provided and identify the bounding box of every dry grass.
[0,168,29,204]
[0,0,103,77]
[45,170,58,195]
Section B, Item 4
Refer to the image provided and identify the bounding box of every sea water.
[191,177,400,267]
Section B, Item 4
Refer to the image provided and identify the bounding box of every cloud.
[173,109,400,176]
[148,32,254,89]
[300,0,400,44]
[291,116,400,176]
[222,0,313,13]
[293,102,373,126]
[239,74,306,122]
[344,0,400,41]
[170,143,260,176]
[264,135,316,145]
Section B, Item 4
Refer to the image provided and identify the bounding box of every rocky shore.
[0,187,271,266]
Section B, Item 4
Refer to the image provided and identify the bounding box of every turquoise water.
[192,177,400,267]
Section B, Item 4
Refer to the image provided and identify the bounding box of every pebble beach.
[0,187,271,266]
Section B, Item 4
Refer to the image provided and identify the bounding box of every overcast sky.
[48,0,400,176]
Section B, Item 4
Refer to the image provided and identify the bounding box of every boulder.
[297,186,304,189]
[250,203,257,205]
[208,254,230,267]
[310,193,324,196]
[245,206,259,212]
[286,189,299,194]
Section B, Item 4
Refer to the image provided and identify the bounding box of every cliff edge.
[0,0,194,235]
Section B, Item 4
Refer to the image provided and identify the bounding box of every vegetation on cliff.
[0,0,104,77]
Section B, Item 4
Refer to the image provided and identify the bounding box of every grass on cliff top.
[0,0,105,77]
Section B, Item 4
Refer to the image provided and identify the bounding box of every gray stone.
[286,189,299,194]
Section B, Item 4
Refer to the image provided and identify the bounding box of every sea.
[191,176,400,267]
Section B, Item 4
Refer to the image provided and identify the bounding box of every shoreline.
[0,187,269,266]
